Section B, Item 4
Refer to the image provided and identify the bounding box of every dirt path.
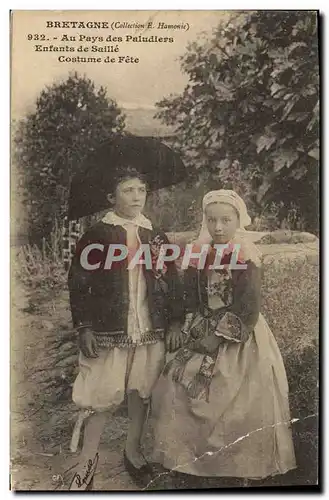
[11,283,145,491]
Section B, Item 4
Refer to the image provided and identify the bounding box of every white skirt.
[151,314,296,479]
[72,341,165,411]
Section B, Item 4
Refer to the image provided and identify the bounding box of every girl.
[151,189,296,487]
[68,166,182,490]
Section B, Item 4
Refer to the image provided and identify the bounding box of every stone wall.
[166,230,319,267]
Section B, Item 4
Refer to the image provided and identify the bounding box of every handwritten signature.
[70,453,99,489]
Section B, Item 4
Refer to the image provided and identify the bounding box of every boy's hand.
[192,334,222,355]
[166,324,186,352]
[78,328,99,358]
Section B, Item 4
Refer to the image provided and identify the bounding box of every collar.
[102,211,153,230]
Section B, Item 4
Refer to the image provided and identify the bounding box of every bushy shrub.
[14,72,125,244]
[14,220,67,301]
[156,11,319,232]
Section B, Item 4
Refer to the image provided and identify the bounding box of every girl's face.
[110,177,147,219]
[205,202,240,243]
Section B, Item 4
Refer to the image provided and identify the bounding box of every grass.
[262,259,318,358]
[262,259,318,411]
[262,259,319,485]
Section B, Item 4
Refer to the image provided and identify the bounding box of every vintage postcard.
[10,10,319,491]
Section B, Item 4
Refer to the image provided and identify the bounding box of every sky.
[11,10,231,118]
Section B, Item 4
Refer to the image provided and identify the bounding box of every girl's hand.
[181,313,194,335]
[78,328,99,358]
[166,324,186,352]
[192,334,222,355]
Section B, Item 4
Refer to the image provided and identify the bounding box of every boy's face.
[205,202,240,243]
[112,177,147,219]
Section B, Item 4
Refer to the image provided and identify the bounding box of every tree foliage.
[15,72,125,243]
[156,11,319,231]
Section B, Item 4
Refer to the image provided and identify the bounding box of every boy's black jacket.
[68,221,183,335]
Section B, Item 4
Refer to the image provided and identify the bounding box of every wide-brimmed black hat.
[68,134,186,220]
